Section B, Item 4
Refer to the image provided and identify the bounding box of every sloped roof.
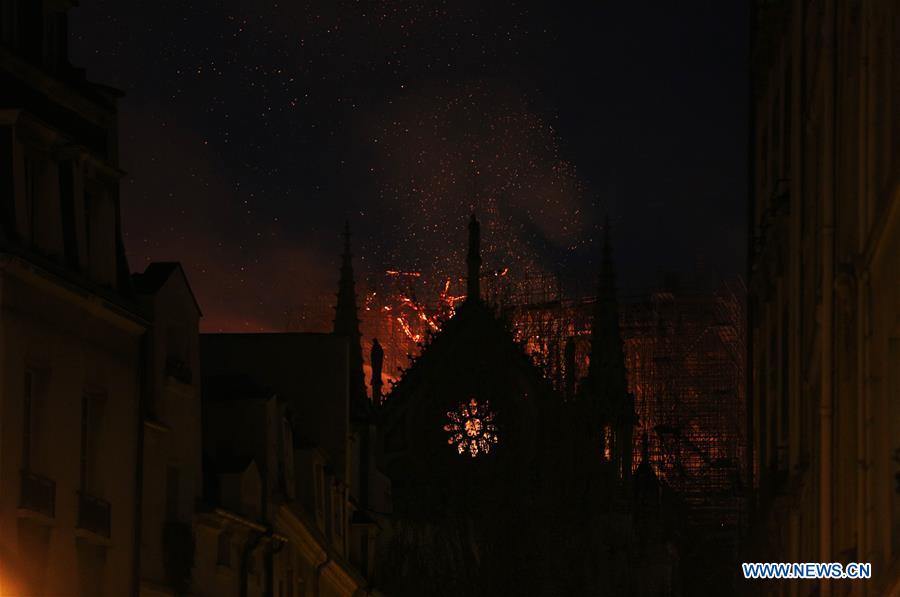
[132,262,179,293]
[132,261,203,315]
[381,299,554,416]
[200,332,350,480]
[203,372,273,403]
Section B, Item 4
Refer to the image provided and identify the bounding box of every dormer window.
[165,325,192,384]
[83,181,116,286]
[23,153,40,243]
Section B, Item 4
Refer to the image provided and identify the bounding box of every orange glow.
[361,272,465,387]
[0,567,26,597]
[359,265,743,515]
[396,315,420,343]
[502,281,746,507]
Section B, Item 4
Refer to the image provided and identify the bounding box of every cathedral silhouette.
[367,215,679,596]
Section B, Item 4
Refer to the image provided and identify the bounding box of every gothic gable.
[379,301,553,493]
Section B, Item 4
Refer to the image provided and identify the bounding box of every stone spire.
[588,216,628,400]
[466,214,482,302]
[634,431,660,510]
[334,221,367,409]
[587,216,635,478]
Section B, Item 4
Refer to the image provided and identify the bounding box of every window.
[0,1,13,45]
[165,325,192,383]
[43,9,63,70]
[22,370,34,469]
[80,395,89,489]
[83,188,92,267]
[83,184,115,285]
[332,490,343,538]
[19,150,61,255]
[315,464,325,522]
[22,368,50,475]
[247,549,257,576]
[59,160,79,267]
[166,466,180,521]
[15,0,43,62]
[24,154,39,243]
[166,326,188,362]
[443,397,498,458]
[281,419,295,497]
[217,529,232,568]
[80,393,106,494]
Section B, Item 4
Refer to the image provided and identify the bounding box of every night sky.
[69,1,749,332]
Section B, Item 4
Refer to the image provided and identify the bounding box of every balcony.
[77,492,111,538]
[19,470,56,518]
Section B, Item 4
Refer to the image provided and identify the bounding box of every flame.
[396,316,421,343]
[370,273,465,350]
[361,268,743,502]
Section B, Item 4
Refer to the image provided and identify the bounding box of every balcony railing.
[19,470,56,518]
[77,492,111,538]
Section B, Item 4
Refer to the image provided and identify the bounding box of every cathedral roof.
[332,221,369,418]
[577,219,635,426]
[381,298,553,417]
[382,214,556,419]
[200,332,352,482]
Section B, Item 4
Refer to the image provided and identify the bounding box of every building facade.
[1,3,380,595]
[0,1,145,594]
[376,216,678,596]
[199,378,290,597]
[201,332,382,597]
[749,0,900,595]
[132,263,205,597]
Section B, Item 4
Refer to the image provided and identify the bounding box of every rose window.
[443,397,498,457]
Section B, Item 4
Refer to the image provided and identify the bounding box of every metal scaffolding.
[500,275,747,546]
[291,267,747,543]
